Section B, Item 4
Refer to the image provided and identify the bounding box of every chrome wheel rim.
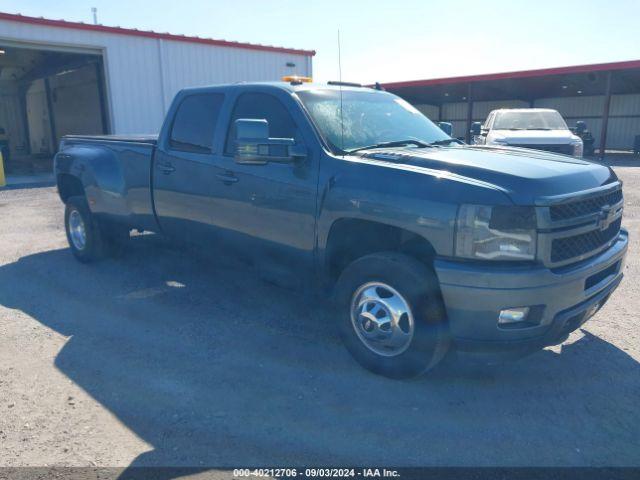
[350,282,415,357]
[68,209,87,251]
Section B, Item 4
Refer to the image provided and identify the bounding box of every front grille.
[510,144,574,155]
[551,217,622,263]
[550,188,623,221]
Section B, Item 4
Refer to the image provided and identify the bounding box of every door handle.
[216,172,239,184]
[157,162,175,174]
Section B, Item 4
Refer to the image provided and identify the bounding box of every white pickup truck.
[471,108,584,157]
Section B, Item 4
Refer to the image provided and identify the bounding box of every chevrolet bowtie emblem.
[597,206,616,231]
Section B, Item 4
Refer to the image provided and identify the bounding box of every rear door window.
[170,93,225,153]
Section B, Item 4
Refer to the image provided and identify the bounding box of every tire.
[334,252,450,379]
[64,196,121,263]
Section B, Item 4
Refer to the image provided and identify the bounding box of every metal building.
[0,11,314,174]
[381,60,640,156]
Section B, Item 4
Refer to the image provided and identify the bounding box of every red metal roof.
[381,59,640,89]
[0,11,316,57]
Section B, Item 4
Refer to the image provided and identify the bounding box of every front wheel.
[335,252,450,379]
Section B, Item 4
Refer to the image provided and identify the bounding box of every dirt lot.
[1,159,639,470]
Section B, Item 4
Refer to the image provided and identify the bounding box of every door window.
[169,93,225,153]
[224,93,297,155]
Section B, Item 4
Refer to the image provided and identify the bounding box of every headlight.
[455,205,537,261]
[571,139,583,157]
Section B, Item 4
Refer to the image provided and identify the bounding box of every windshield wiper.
[428,138,464,146]
[348,139,430,153]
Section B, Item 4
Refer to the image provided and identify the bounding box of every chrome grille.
[551,218,622,263]
[550,189,623,221]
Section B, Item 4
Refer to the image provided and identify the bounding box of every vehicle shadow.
[1,235,639,471]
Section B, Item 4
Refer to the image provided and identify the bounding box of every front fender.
[316,155,514,259]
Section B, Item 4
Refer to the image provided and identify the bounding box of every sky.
[4,0,640,84]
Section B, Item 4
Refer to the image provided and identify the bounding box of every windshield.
[493,110,569,130]
[296,89,450,153]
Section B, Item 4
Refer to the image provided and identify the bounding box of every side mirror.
[470,122,482,136]
[438,122,453,136]
[575,121,587,135]
[234,118,305,165]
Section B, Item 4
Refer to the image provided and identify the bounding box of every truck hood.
[490,129,580,144]
[356,145,616,205]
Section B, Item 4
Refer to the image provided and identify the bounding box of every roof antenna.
[91,7,98,25]
[338,29,345,155]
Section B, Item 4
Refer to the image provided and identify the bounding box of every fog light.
[498,307,530,325]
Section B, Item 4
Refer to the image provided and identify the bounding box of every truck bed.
[56,134,159,232]
[63,134,158,145]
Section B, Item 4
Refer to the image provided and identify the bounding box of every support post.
[95,60,110,134]
[19,87,31,155]
[465,83,473,143]
[599,71,612,160]
[44,77,58,153]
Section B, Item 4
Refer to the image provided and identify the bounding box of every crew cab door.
[211,90,319,287]
[152,92,226,243]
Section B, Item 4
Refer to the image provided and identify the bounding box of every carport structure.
[382,60,640,156]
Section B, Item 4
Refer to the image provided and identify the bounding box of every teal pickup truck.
[54,80,627,378]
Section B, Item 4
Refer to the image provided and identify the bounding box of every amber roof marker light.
[282,75,312,85]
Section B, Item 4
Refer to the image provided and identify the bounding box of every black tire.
[64,196,130,263]
[334,252,450,379]
[64,196,129,263]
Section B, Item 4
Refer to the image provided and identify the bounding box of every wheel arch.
[57,174,86,203]
[323,218,438,288]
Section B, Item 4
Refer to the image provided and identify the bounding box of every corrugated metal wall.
[0,18,312,134]
[415,95,640,148]
[415,104,439,119]
[158,40,309,112]
[534,94,640,150]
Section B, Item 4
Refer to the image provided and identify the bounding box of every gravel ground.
[0,159,639,470]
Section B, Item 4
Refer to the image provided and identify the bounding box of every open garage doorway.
[0,44,109,175]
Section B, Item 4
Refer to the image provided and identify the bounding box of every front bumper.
[434,229,628,359]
